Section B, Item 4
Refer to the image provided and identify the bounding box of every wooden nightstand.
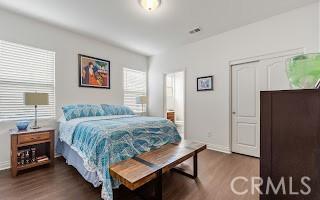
[10,127,55,177]
[166,111,175,123]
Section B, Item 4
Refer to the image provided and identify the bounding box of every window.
[0,40,55,121]
[123,68,147,113]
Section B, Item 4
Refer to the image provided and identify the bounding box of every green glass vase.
[287,53,320,89]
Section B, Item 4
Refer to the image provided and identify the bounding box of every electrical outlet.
[207,132,213,138]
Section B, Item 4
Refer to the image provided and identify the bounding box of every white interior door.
[260,56,292,91]
[232,61,261,157]
[231,54,297,157]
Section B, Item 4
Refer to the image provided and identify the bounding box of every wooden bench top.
[109,140,206,190]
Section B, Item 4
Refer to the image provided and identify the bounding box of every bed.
[56,104,181,200]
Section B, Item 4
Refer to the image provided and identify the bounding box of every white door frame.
[229,47,305,155]
[163,69,187,138]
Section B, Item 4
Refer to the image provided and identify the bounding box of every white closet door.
[231,54,296,157]
[260,56,292,91]
[232,61,261,157]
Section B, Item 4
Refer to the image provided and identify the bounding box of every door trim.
[163,69,187,138]
[229,48,305,156]
[229,47,305,66]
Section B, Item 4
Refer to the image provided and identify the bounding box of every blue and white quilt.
[59,115,181,200]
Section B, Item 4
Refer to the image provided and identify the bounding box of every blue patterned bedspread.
[59,115,181,200]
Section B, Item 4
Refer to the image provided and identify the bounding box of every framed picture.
[79,54,110,89]
[197,76,214,91]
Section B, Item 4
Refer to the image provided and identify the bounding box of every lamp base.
[31,126,41,129]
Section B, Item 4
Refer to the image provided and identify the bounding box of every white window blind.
[123,68,146,113]
[0,40,55,121]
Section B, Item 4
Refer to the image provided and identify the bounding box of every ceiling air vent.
[189,27,201,34]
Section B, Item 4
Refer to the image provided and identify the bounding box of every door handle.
[232,112,236,114]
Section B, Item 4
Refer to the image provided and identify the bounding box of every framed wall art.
[79,54,110,89]
[197,76,213,91]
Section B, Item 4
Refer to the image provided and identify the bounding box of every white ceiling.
[0,0,317,56]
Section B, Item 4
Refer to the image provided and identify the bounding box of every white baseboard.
[190,139,231,154]
[206,143,231,154]
[0,161,10,171]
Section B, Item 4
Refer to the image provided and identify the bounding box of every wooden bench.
[110,140,206,200]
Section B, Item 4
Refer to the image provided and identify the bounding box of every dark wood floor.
[0,150,259,200]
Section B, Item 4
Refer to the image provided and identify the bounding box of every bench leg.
[113,188,120,200]
[154,169,163,200]
[171,152,198,179]
[193,152,198,178]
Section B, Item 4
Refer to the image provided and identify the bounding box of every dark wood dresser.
[260,89,320,200]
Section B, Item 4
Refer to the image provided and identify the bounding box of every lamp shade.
[136,96,148,104]
[24,93,49,105]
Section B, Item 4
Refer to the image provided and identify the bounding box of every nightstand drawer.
[167,113,175,117]
[166,112,175,123]
[18,132,50,144]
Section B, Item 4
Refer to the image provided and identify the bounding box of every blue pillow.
[101,104,135,116]
[62,104,105,121]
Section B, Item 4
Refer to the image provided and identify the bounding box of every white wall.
[149,3,319,153]
[0,8,148,169]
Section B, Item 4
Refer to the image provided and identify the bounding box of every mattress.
[56,140,101,187]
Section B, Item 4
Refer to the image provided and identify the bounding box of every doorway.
[164,71,185,138]
[231,49,303,157]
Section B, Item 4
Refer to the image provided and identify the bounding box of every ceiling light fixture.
[139,0,161,11]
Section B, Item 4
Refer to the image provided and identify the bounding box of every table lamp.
[24,92,49,129]
[136,96,148,115]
